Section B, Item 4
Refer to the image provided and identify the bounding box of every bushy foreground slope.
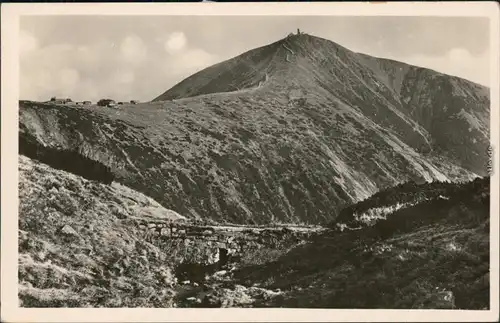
[18,155,187,307]
[18,156,308,307]
[18,156,490,308]
[19,34,489,225]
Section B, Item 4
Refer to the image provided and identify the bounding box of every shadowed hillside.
[19,33,490,225]
[230,177,490,309]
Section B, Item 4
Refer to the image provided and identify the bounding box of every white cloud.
[156,31,218,85]
[78,80,100,102]
[20,66,81,101]
[19,42,101,101]
[448,48,472,63]
[58,68,80,87]
[19,30,38,54]
[20,68,53,101]
[395,48,490,86]
[120,34,147,62]
[19,37,143,101]
[76,45,100,66]
[112,70,135,84]
[165,48,217,77]
[164,31,187,54]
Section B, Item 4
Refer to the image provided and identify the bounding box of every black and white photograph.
[1,2,499,322]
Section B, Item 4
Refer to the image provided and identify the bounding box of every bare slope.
[19,34,490,224]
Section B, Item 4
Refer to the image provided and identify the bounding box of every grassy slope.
[18,155,490,309]
[231,177,490,309]
[19,34,489,225]
[18,156,309,308]
[18,155,188,307]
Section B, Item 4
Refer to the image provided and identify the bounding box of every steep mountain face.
[19,33,490,225]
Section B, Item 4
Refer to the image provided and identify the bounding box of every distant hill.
[19,33,490,224]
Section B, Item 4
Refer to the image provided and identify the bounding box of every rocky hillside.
[18,155,185,307]
[18,155,318,307]
[18,155,489,309]
[19,33,490,224]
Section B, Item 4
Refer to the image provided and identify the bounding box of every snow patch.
[353,201,419,226]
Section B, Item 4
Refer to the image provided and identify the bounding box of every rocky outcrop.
[135,218,320,265]
[130,218,322,286]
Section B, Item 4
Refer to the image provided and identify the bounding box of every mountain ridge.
[19,33,490,225]
[155,34,489,102]
[154,33,489,175]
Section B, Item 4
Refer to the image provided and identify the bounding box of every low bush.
[331,177,490,229]
[19,135,115,185]
[97,99,115,107]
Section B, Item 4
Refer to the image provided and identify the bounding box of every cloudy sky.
[20,16,490,102]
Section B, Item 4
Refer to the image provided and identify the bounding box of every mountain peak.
[278,32,350,56]
[152,33,350,101]
[281,32,329,45]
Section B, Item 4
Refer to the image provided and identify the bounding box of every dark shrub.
[19,135,115,185]
[97,99,114,107]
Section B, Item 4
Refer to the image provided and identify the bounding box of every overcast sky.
[20,16,490,102]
